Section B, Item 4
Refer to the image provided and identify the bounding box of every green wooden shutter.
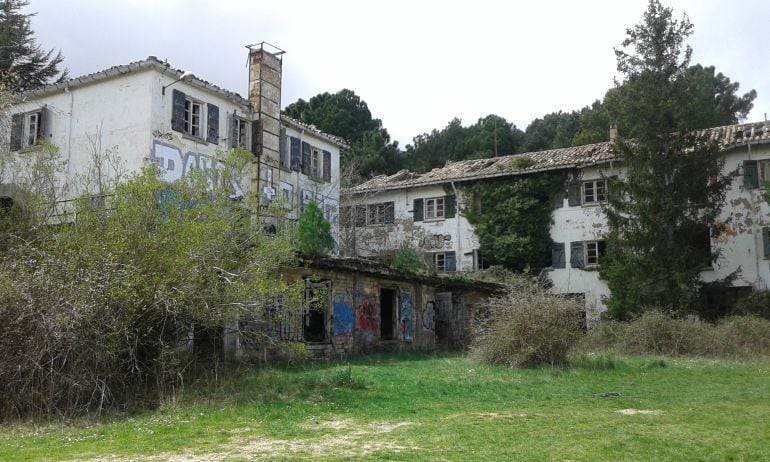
[744,160,759,189]
[570,241,584,269]
[206,104,219,144]
[763,227,770,258]
[171,89,186,133]
[445,195,456,218]
[567,179,582,206]
[38,107,49,142]
[250,119,261,155]
[290,137,301,171]
[413,198,424,222]
[279,128,288,167]
[322,150,332,182]
[9,113,22,151]
[552,242,566,269]
[552,189,565,209]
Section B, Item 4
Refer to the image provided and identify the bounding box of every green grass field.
[2,354,769,461]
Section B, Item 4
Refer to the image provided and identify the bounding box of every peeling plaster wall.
[703,145,770,290]
[349,184,480,271]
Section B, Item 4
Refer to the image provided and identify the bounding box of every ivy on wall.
[462,172,567,272]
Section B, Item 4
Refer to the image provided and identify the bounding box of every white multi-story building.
[2,43,347,234]
[344,123,770,322]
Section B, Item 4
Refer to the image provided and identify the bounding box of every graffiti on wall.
[423,301,435,331]
[419,233,452,250]
[399,291,414,342]
[357,297,379,333]
[333,293,354,337]
[150,140,244,197]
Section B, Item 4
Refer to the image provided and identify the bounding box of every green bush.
[391,246,425,274]
[471,275,584,368]
[733,292,770,319]
[297,201,333,257]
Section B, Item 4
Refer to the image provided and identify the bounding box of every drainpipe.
[65,84,74,174]
[747,141,762,289]
[450,181,462,270]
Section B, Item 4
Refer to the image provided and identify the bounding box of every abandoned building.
[3,43,347,239]
[343,122,770,324]
[224,257,502,359]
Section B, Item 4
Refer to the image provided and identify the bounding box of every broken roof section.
[346,121,770,194]
[23,56,349,149]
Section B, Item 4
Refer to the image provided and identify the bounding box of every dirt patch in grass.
[615,409,662,416]
[89,419,417,461]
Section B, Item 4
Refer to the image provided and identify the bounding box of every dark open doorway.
[304,280,329,342]
[380,288,396,340]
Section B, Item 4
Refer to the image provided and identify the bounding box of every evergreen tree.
[0,0,67,93]
[600,0,741,318]
[296,201,333,257]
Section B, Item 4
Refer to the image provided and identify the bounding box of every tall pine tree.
[0,0,67,93]
[600,0,740,318]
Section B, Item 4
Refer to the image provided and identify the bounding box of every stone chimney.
[247,42,284,161]
[609,124,618,143]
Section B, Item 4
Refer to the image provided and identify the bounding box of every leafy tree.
[284,89,401,179]
[520,111,582,152]
[0,0,67,93]
[404,115,524,173]
[600,0,742,319]
[297,200,333,257]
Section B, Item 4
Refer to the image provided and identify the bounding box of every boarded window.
[763,227,770,258]
[551,242,566,269]
[445,195,456,218]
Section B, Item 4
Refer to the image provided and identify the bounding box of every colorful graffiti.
[357,297,379,333]
[423,301,435,331]
[150,140,244,197]
[333,293,354,337]
[399,291,414,342]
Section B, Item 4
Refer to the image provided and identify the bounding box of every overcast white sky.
[30,0,770,147]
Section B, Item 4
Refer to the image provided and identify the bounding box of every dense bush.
[0,156,299,420]
[581,310,770,359]
[471,275,584,368]
[732,292,770,319]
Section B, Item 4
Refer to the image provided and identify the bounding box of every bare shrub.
[581,311,770,359]
[471,275,584,368]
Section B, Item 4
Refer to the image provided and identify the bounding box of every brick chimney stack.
[247,42,284,161]
[609,124,618,143]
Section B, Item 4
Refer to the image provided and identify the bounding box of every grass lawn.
[1,354,769,461]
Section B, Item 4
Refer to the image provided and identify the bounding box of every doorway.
[380,288,396,340]
[304,280,329,342]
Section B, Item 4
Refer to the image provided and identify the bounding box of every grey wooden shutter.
[290,137,301,171]
[9,113,22,151]
[171,89,186,133]
[552,242,566,269]
[763,227,770,258]
[570,241,584,268]
[567,179,582,206]
[251,119,261,155]
[413,198,424,222]
[301,142,311,175]
[38,107,49,141]
[206,104,219,144]
[445,251,456,272]
[354,205,367,227]
[322,150,331,182]
[744,160,759,189]
[279,128,288,168]
[228,113,237,149]
[445,195,456,218]
[552,189,565,209]
[384,202,395,224]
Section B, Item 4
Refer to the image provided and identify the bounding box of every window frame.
[759,159,770,187]
[234,117,249,149]
[434,252,446,272]
[584,240,606,266]
[425,197,445,220]
[582,179,607,205]
[26,112,39,147]
[183,97,204,138]
[311,148,321,178]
